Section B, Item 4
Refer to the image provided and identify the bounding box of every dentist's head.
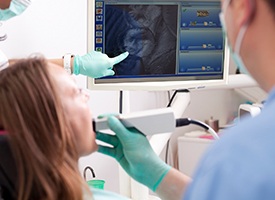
[219,0,255,75]
[0,0,31,21]
[219,0,275,92]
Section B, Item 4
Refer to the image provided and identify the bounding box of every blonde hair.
[0,58,89,200]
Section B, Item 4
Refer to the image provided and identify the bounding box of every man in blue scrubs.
[182,0,275,199]
[97,0,275,199]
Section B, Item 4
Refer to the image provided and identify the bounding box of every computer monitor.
[87,0,230,91]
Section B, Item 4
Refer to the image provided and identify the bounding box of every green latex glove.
[96,115,171,192]
[73,51,129,78]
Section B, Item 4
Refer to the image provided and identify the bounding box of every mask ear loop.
[13,0,32,7]
[234,24,248,54]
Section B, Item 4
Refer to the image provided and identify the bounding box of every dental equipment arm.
[93,107,219,139]
[96,116,171,192]
[96,116,191,200]
[95,107,219,199]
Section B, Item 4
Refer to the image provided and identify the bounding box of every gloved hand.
[73,51,129,78]
[96,115,171,192]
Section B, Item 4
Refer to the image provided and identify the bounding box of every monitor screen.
[87,0,229,91]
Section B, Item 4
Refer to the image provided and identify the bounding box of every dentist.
[97,0,275,199]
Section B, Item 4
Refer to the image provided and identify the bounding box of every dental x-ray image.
[104,4,178,76]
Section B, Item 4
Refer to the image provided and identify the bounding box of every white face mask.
[219,0,250,75]
[0,0,31,21]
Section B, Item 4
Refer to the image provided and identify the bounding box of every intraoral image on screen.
[93,0,225,85]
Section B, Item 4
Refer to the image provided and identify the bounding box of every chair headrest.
[0,135,17,199]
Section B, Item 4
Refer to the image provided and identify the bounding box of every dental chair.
[0,135,17,200]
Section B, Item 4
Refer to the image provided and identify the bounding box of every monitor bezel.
[87,0,229,91]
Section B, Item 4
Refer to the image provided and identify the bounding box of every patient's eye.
[76,88,90,101]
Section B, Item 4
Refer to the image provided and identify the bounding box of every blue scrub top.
[183,88,275,200]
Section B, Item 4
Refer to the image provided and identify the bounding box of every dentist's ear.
[241,0,256,25]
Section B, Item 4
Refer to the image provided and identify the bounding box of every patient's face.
[49,63,97,156]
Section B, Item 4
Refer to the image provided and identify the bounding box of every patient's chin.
[79,141,98,157]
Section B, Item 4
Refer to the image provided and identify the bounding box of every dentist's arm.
[156,168,191,200]
[50,51,129,78]
[9,51,128,78]
[96,116,191,200]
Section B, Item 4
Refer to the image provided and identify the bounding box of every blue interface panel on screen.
[87,0,230,91]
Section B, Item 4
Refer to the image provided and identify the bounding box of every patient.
[0,56,183,200]
[0,57,190,200]
[0,57,130,200]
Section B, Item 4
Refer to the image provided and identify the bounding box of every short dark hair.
[265,0,275,13]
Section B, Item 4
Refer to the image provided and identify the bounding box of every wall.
[0,0,248,194]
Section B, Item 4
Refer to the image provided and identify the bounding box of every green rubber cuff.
[73,55,80,75]
[152,165,171,192]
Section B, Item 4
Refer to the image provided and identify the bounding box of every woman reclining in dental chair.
[0,57,188,200]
